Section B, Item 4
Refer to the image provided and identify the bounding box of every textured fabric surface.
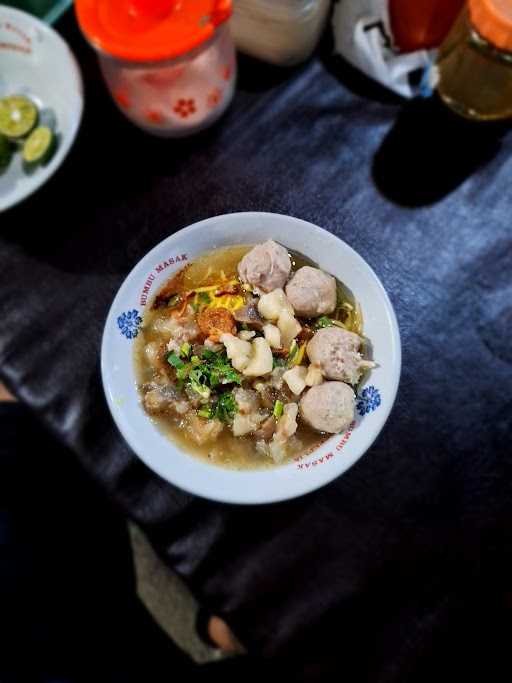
[0,403,276,683]
[0,403,192,683]
[1,11,511,682]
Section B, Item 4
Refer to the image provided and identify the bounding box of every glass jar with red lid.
[75,0,236,136]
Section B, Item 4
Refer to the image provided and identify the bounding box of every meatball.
[300,382,355,433]
[307,326,367,385]
[285,266,336,317]
[238,240,291,293]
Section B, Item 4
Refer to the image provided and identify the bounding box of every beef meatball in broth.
[238,240,291,293]
[307,326,370,385]
[300,382,355,433]
[285,266,336,317]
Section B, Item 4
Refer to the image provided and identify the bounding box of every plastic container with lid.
[75,0,237,136]
[389,0,465,52]
[435,0,512,120]
[231,0,331,67]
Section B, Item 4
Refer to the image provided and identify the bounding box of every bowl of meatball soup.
[101,212,401,503]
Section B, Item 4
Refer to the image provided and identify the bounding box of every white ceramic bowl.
[102,213,401,504]
[0,6,83,212]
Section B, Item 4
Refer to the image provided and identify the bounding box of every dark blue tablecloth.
[1,11,511,682]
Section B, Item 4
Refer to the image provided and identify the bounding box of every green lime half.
[0,134,12,169]
[0,95,38,139]
[22,126,54,165]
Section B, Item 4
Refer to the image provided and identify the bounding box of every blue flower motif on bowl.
[117,309,142,339]
[356,385,381,416]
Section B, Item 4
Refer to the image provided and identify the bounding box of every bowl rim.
[0,5,84,213]
[101,212,402,504]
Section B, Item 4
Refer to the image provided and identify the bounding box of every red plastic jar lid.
[75,0,232,63]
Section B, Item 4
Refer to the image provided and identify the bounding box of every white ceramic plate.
[102,213,401,504]
[0,6,83,212]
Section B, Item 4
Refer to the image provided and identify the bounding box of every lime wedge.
[0,134,11,169]
[23,126,55,165]
[0,95,38,139]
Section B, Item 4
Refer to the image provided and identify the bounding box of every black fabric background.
[1,11,511,682]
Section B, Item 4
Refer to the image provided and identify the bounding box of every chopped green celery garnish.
[201,350,241,386]
[212,391,238,423]
[176,365,190,381]
[315,316,334,329]
[167,351,185,369]
[218,365,241,385]
[188,367,211,399]
[273,400,284,418]
[181,350,242,401]
[180,342,191,358]
[197,392,237,423]
[286,341,299,367]
[190,382,210,400]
